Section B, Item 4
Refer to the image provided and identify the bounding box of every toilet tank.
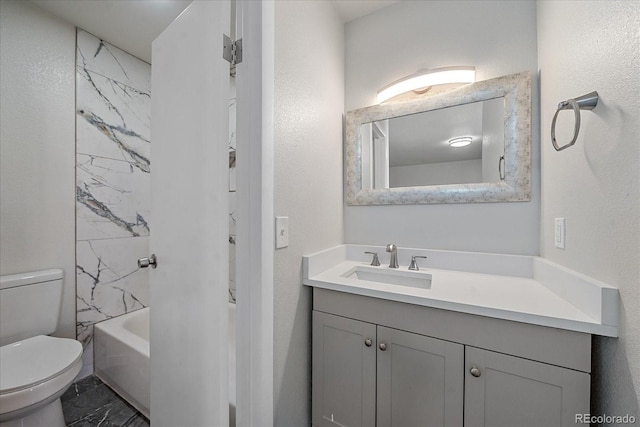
[0,269,64,346]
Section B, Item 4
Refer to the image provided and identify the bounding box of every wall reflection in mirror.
[361,98,505,190]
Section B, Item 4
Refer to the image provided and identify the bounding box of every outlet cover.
[554,217,566,249]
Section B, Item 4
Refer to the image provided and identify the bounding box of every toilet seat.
[0,335,82,418]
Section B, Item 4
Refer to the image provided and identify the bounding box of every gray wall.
[389,159,482,187]
[537,0,639,417]
[344,1,540,255]
[274,1,344,425]
[0,0,76,340]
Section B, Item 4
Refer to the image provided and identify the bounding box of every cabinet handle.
[364,339,373,347]
[379,342,387,351]
[470,366,481,377]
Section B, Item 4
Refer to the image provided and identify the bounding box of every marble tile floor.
[61,375,149,427]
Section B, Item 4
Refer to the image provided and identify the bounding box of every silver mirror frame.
[345,71,532,205]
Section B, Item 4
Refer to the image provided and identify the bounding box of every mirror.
[346,71,531,205]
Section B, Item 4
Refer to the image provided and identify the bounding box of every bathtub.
[94,303,236,421]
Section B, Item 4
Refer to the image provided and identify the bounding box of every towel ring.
[551,91,598,151]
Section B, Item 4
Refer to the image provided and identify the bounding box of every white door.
[150,2,230,426]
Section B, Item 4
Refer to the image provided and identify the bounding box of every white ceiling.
[331,0,399,23]
[30,0,398,63]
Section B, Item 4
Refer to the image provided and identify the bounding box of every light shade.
[448,136,473,148]
[377,66,476,103]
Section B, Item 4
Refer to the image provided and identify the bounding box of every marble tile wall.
[75,30,151,368]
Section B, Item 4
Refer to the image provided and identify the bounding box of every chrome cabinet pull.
[364,339,373,347]
[470,366,481,377]
[379,342,387,351]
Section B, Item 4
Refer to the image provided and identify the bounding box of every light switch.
[275,216,289,249]
[554,217,566,249]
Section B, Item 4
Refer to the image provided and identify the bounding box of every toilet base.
[0,398,65,427]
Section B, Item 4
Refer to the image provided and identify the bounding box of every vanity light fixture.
[377,66,476,104]
[448,136,473,148]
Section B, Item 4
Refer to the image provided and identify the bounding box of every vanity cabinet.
[312,289,591,427]
[312,311,464,427]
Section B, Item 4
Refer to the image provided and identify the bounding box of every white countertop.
[303,245,619,337]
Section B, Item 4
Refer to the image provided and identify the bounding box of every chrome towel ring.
[551,91,599,151]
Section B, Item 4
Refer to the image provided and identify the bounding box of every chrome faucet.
[386,244,399,268]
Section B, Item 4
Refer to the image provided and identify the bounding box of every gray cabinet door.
[312,311,377,427]
[464,346,590,427]
[376,326,464,427]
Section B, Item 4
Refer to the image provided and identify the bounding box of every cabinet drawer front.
[464,347,590,427]
[313,288,591,373]
[377,326,464,427]
[312,311,376,427]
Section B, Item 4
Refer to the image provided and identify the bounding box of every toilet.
[0,269,82,427]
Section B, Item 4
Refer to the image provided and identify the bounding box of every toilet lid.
[0,335,82,394]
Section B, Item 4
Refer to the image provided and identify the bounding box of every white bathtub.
[94,303,236,421]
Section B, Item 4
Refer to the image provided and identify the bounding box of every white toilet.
[0,269,83,427]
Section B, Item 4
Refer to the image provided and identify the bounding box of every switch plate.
[554,217,566,249]
[275,216,289,249]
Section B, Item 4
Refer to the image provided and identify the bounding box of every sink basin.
[342,266,432,289]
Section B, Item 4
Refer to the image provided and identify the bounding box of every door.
[312,311,376,427]
[376,326,464,427]
[150,2,230,426]
[464,347,590,427]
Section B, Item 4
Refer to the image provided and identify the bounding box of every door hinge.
[223,35,242,76]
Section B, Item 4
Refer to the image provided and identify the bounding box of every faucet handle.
[364,251,381,266]
[408,255,427,271]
